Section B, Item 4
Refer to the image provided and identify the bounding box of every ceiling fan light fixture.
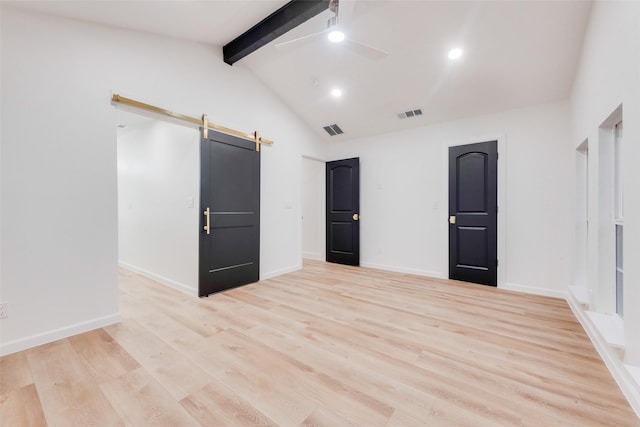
[448,47,463,60]
[328,30,345,43]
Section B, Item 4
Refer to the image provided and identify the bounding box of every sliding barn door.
[199,130,260,296]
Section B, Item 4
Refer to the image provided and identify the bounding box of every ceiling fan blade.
[275,29,328,49]
[343,39,388,61]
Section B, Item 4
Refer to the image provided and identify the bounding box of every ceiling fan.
[275,0,388,61]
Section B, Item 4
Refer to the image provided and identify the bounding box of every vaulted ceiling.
[10,0,593,141]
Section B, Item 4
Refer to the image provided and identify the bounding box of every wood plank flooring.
[1,260,638,426]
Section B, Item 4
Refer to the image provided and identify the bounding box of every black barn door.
[199,130,260,297]
[449,141,497,286]
[326,158,360,266]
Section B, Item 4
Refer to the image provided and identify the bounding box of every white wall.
[0,2,4,325]
[567,0,640,413]
[0,6,326,355]
[328,101,573,297]
[117,119,200,296]
[301,157,325,261]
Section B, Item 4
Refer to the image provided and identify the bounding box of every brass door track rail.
[111,94,274,151]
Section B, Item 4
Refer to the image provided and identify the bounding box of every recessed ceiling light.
[331,88,342,98]
[328,30,345,43]
[448,47,463,60]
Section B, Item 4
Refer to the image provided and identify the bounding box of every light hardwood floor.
[1,260,638,426]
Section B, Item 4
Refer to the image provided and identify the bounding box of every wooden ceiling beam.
[223,0,329,65]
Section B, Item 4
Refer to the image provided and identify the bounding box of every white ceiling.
[9,0,593,141]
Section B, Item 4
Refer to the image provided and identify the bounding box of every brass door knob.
[449,215,456,224]
[353,213,360,221]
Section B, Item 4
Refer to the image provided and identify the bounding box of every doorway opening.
[116,109,200,296]
[301,157,326,262]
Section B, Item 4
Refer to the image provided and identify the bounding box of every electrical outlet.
[0,302,7,319]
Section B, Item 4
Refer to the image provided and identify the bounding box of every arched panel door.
[449,141,497,286]
[326,158,360,266]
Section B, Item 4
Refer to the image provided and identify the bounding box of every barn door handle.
[353,213,359,221]
[203,207,211,234]
[449,215,456,224]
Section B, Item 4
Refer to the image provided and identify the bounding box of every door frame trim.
[442,135,506,288]
[299,155,327,266]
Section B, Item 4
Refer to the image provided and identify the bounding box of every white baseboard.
[302,251,323,261]
[567,292,640,418]
[119,262,197,297]
[500,282,567,299]
[261,264,301,281]
[360,262,445,279]
[569,284,590,305]
[585,311,625,349]
[0,313,121,357]
[627,365,640,391]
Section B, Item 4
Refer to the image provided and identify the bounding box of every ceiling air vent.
[397,108,423,119]
[323,124,344,136]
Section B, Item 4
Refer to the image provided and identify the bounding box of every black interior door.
[199,129,260,297]
[326,158,360,266]
[449,141,497,286]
